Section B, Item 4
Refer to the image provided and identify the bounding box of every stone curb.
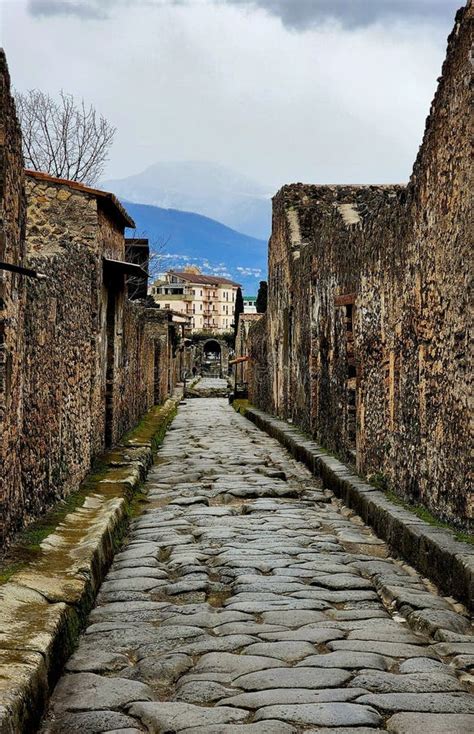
[244,407,474,612]
[0,394,181,734]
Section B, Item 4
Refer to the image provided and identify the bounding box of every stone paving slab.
[39,398,473,733]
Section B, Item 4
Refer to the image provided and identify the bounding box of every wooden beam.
[0,261,47,279]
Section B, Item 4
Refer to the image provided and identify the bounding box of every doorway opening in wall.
[105,286,116,447]
[203,339,222,378]
[154,339,162,405]
[345,303,357,454]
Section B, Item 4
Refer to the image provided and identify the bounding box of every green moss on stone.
[122,401,177,451]
[232,399,251,415]
[385,489,474,545]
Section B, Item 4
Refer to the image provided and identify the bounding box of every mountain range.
[103,161,272,240]
[124,200,267,295]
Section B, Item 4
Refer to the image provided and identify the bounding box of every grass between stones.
[383,489,474,546]
[368,472,473,544]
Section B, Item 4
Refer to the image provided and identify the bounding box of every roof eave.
[25,169,135,229]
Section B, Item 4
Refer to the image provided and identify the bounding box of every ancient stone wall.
[247,315,270,409]
[151,311,186,404]
[403,2,473,523]
[0,50,26,545]
[248,4,472,526]
[21,176,112,522]
[235,313,263,386]
[0,163,181,545]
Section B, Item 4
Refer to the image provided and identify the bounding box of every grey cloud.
[28,0,109,18]
[26,0,143,19]
[233,0,462,30]
[27,0,462,27]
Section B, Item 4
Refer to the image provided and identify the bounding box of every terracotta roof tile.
[169,270,241,287]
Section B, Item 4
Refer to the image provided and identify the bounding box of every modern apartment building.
[150,267,240,332]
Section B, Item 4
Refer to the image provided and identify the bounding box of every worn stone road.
[189,377,229,398]
[41,396,474,733]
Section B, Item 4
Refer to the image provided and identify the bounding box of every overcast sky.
[0,0,462,189]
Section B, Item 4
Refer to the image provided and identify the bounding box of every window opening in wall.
[154,339,161,404]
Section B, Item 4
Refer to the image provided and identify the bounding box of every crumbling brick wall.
[0,50,26,545]
[249,4,472,526]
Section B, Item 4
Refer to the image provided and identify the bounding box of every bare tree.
[15,89,116,186]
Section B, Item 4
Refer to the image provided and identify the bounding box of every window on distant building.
[200,303,203,311]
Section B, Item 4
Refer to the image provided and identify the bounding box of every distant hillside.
[103,161,272,239]
[124,200,268,294]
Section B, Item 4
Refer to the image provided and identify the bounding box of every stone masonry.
[248,3,473,527]
[0,54,186,548]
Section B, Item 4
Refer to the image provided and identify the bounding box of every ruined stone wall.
[0,50,26,545]
[0,169,172,545]
[249,4,472,526]
[402,2,473,522]
[152,313,181,404]
[235,314,263,385]
[116,304,165,438]
[247,315,270,409]
[21,175,106,522]
[0,66,183,546]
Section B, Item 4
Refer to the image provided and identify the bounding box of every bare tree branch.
[14,88,116,186]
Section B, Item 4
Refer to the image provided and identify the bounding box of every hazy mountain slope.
[125,200,267,294]
[103,161,272,239]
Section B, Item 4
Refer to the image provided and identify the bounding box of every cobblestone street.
[41,396,474,733]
